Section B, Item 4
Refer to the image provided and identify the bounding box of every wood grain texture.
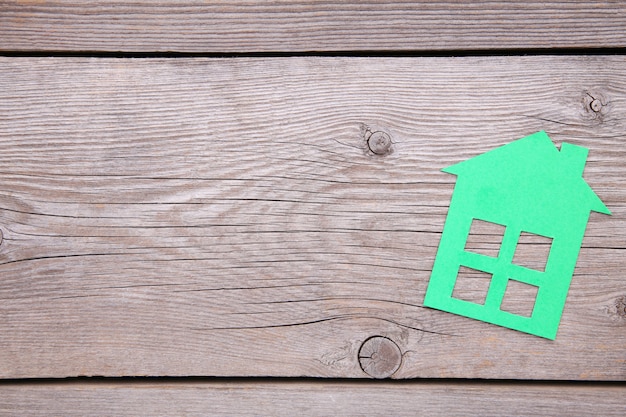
[1,1,626,53]
[0,56,625,380]
[0,381,624,416]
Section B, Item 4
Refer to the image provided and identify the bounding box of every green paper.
[423,131,610,339]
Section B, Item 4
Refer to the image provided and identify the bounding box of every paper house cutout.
[424,131,610,339]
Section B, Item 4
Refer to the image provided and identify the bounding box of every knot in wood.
[358,336,402,378]
[367,131,392,155]
[615,296,626,319]
[590,99,603,113]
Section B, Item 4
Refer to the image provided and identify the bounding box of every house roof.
[442,131,610,215]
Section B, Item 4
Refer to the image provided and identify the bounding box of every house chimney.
[560,142,588,177]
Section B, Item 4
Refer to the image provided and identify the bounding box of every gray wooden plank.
[0,56,625,380]
[0,381,624,416]
[0,1,625,52]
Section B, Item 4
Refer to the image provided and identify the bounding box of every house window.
[500,279,539,317]
[512,232,553,272]
[465,218,506,258]
[452,266,492,305]
[451,218,548,317]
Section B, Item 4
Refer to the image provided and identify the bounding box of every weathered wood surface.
[0,56,625,380]
[1,1,626,53]
[0,381,624,416]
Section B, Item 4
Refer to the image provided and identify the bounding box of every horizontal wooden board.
[1,1,626,52]
[0,380,624,416]
[0,56,625,380]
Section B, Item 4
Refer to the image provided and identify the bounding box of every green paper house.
[424,131,610,339]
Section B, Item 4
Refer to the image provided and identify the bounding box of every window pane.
[465,218,506,258]
[512,232,553,272]
[452,266,492,305]
[500,279,539,317]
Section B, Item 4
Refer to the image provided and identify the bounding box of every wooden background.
[0,1,624,415]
